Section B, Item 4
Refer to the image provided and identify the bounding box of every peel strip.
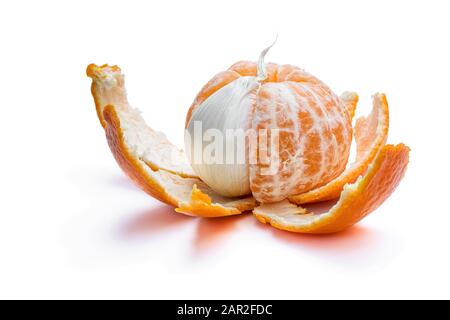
[254,144,409,233]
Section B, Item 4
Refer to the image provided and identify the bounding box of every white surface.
[0,0,449,299]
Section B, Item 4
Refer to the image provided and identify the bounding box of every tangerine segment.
[254,144,410,234]
[289,93,389,204]
[249,80,352,203]
[87,64,196,178]
[103,103,256,217]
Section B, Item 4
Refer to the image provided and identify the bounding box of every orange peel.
[254,144,410,234]
[88,64,196,178]
[340,91,359,121]
[87,64,257,217]
[289,92,389,204]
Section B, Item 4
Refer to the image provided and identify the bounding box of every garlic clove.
[185,76,259,197]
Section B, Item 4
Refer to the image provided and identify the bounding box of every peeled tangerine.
[87,46,409,234]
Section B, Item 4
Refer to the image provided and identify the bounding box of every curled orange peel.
[87,63,409,232]
[254,144,410,234]
[175,185,256,217]
[88,64,196,178]
[340,91,359,121]
[87,64,256,217]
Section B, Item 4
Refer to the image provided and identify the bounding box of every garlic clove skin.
[185,76,260,197]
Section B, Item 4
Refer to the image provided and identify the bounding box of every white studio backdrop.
[0,0,449,299]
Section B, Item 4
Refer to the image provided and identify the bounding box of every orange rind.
[175,185,256,217]
[88,64,196,178]
[254,144,410,233]
[340,91,359,121]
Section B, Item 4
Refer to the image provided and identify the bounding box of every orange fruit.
[254,144,410,233]
[187,61,354,203]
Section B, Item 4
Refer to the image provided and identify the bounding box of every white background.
[0,0,449,299]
